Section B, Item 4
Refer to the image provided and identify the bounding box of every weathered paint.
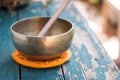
[48,1,120,80]
[0,1,120,80]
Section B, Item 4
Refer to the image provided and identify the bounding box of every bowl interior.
[12,17,72,36]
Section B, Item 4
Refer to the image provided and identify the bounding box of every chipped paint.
[0,1,120,80]
[57,68,62,76]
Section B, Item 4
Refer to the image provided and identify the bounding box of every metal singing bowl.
[11,17,74,60]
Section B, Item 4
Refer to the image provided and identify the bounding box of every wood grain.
[48,1,120,80]
[0,1,120,80]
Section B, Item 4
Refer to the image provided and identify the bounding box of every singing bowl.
[11,17,74,60]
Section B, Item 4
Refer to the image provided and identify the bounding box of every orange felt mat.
[12,50,72,68]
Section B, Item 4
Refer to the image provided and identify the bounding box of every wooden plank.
[0,12,19,80]
[20,66,64,80]
[48,1,120,80]
[18,2,64,80]
[66,3,120,80]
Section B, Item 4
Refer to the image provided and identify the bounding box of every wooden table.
[0,1,120,80]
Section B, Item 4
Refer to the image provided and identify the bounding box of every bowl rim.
[11,16,74,38]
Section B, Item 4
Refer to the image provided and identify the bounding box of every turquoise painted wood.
[0,1,120,80]
[48,1,120,80]
[0,12,19,80]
